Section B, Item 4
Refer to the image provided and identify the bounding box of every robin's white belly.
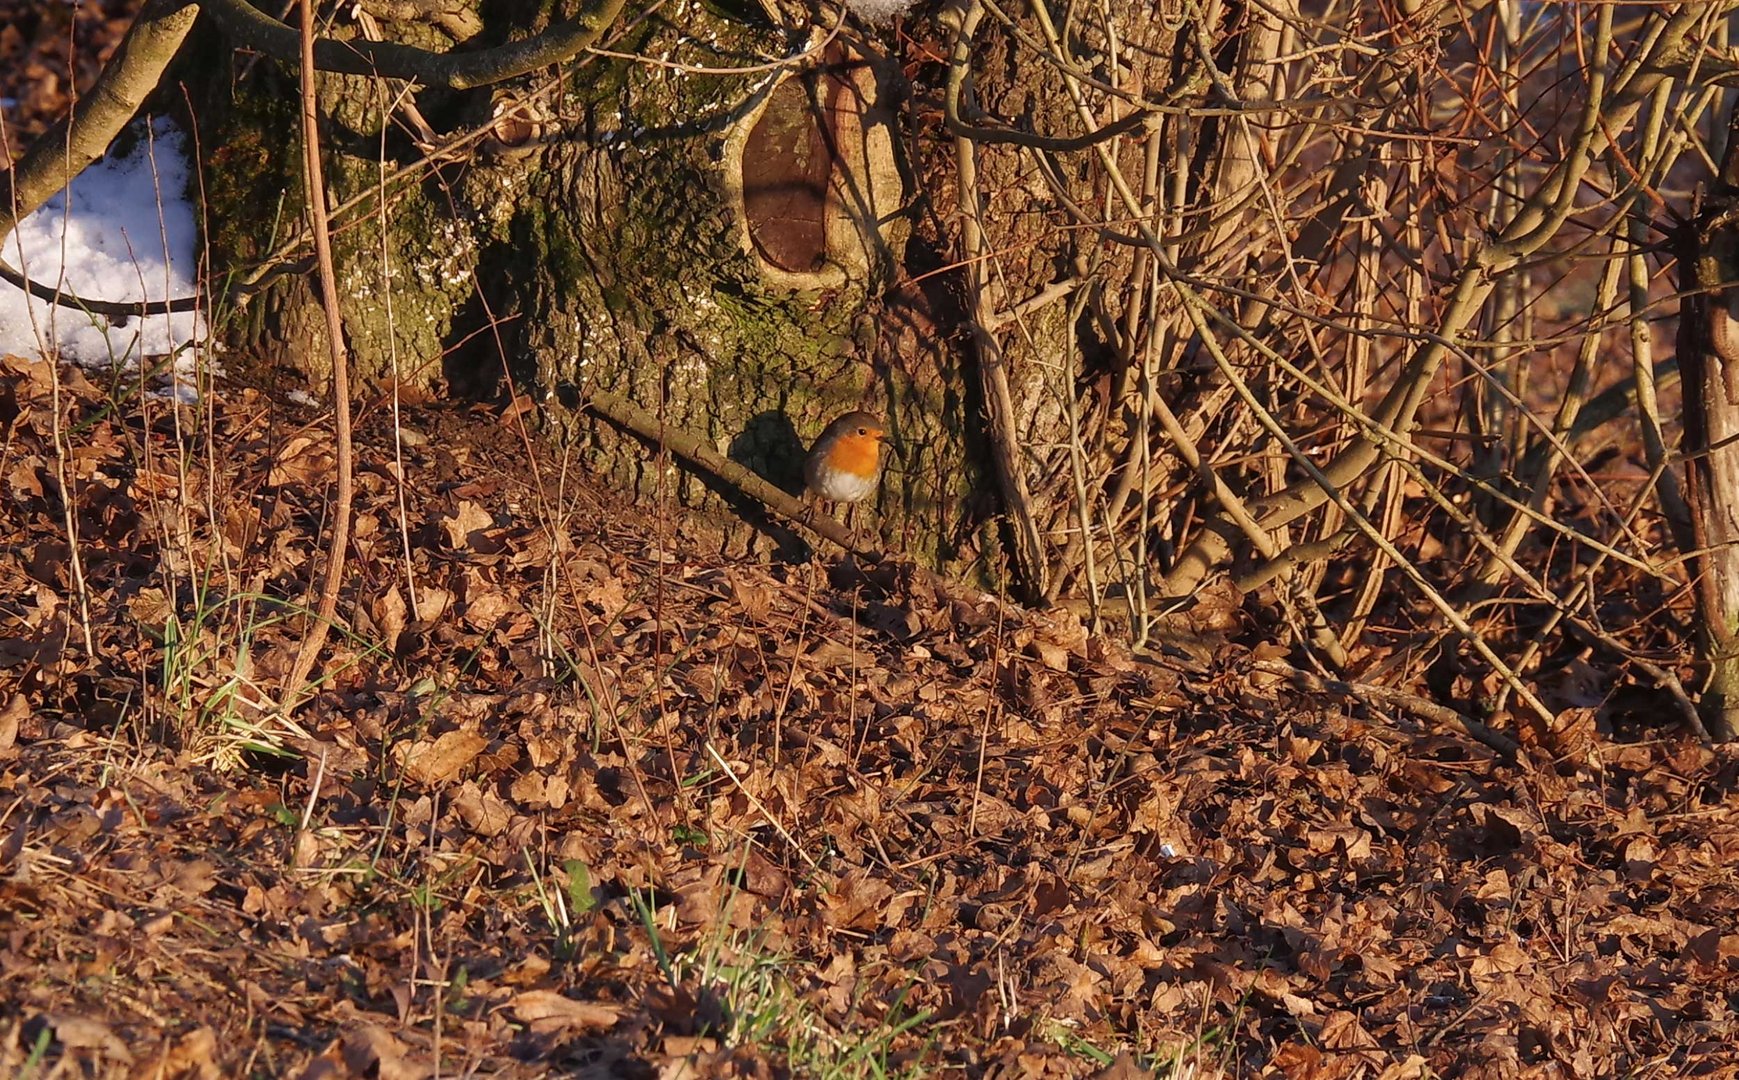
[806,461,879,503]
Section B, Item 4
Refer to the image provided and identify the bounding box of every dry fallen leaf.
[394,730,488,786]
[509,989,622,1031]
[440,500,495,550]
[48,1013,134,1063]
[342,1024,428,1080]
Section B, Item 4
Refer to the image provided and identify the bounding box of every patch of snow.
[0,117,210,380]
[845,0,916,25]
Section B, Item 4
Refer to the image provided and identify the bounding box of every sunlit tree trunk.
[1674,105,1739,741]
[186,3,979,563]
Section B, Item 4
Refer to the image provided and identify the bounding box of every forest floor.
[1,354,1738,1080]
[0,0,138,158]
[6,6,1739,1078]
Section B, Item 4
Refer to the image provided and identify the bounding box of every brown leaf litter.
[0,354,1737,1077]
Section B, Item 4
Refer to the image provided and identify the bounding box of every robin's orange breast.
[825,432,882,481]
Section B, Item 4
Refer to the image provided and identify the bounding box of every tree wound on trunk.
[741,67,835,272]
[724,40,903,290]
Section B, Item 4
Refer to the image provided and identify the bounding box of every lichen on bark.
[189,1,959,559]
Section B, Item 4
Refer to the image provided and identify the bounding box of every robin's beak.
[879,432,901,461]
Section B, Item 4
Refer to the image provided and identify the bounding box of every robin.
[804,410,889,507]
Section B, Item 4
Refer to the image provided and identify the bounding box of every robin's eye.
[857,427,868,436]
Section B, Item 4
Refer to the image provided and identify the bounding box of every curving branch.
[203,0,628,90]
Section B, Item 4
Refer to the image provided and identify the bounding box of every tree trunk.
[185,2,987,565]
[1675,106,1739,741]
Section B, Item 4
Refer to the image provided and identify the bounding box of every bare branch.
[203,0,628,90]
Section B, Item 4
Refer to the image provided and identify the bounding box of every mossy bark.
[184,2,983,566]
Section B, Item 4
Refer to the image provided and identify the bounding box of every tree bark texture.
[932,0,1319,601]
[178,0,1517,605]
[1676,155,1739,741]
[187,1,981,564]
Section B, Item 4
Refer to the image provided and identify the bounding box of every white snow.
[845,0,916,25]
[1,117,210,394]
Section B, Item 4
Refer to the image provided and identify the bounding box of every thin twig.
[704,742,819,872]
[283,0,357,713]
